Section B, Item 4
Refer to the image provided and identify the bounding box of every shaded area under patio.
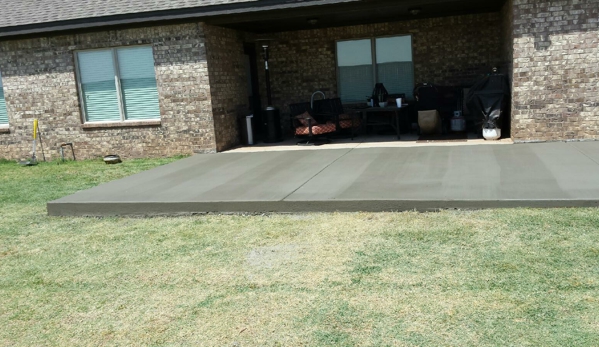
[48,141,599,216]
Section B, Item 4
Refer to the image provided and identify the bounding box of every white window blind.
[337,39,373,103]
[77,46,160,123]
[376,36,414,99]
[117,47,160,121]
[336,35,414,103]
[78,50,121,122]
[0,70,9,125]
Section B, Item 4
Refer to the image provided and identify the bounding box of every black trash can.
[263,106,283,143]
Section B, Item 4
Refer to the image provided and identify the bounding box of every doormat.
[417,133,468,143]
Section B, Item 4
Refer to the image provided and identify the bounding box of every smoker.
[259,41,283,143]
[466,69,511,135]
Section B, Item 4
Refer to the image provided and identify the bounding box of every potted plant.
[482,116,502,140]
[466,69,510,141]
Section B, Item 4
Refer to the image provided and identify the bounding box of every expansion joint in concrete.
[280,147,355,201]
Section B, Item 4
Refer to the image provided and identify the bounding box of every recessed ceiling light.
[408,8,422,15]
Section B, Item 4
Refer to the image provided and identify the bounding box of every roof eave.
[0,0,358,38]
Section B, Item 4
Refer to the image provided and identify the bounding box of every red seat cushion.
[339,119,361,129]
[295,122,337,136]
[295,111,318,127]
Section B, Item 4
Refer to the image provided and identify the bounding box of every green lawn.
[1,158,599,346]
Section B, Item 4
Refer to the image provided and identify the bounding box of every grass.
[1,157,599,346]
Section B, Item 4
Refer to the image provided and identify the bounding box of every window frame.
[335,34,414,103]
[74,45,159,124]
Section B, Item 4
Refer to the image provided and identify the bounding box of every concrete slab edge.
[47,200,599,217]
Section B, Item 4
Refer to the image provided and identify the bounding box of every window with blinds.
[0,70,9,125]
[337,39,374,103]
[336,35,414,103]
[76,46,160,123]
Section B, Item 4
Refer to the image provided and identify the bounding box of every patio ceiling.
[206,0,506,33]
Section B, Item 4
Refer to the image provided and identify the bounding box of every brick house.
[0,0,597,160]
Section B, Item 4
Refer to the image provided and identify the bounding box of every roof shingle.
[0,0,256,29]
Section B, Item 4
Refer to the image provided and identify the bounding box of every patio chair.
[312,98,362,139]
[289,102,336,145]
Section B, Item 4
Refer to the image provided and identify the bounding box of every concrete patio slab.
[570,141,599,165]
[48,141,599,216]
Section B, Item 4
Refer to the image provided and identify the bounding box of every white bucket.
[396,98,403,107]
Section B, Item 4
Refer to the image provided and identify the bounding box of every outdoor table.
[348,105,410,140]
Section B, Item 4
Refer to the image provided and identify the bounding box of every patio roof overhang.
[0,0,357,38]
[0,0,506,39]
[206,0,507,33]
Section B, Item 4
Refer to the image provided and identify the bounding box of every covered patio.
[204,0,513,147]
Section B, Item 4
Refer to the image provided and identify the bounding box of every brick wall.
[501,0,515,76]
[501,0,515,137]
[511,0,599,142]
[255,12,503,130]
[204,24,250,151]
[2,1,595,155]
[0,23,216,160]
